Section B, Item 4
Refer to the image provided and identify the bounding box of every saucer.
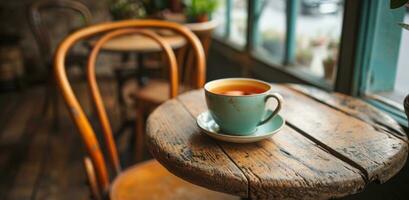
[196,111,285,143]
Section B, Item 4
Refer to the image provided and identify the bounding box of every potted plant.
[108,0,146,20]
[184,0,218,22]
[261,30,284,57]
[296,48,313,67]
[323,55,336,80]
[310,36,327,47]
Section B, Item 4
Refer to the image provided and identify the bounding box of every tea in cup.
[204,78,283,135]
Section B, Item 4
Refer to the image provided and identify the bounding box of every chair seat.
[110,160,238,200]
[133,79,191,106]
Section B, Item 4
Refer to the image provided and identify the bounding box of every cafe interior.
[1,0,409,199]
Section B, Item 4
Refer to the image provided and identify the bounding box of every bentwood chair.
[125,23,215,157]
[55,20,236,200]
[29,0,92,128]
[131,20,217,113]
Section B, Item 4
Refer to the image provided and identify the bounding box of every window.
[211,0,408,126]
[293,0,344,84]
[228,0,248,47]
[358,0,407,123]
[213,0,227,37]
[253,0,286,64]
[212,0,247,48]
[251,0,345,85]
[394,20,409,105]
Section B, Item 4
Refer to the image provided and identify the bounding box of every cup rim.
[204,78,272,97]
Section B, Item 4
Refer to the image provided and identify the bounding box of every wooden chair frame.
[28,0,92,61]
[87,28,178,174]
[54,19,205,195]
[28,0,92,130]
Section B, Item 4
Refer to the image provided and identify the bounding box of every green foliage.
[399,22,409,30]
[390,0,409,9]
[184,0,218,17]
[108,0,146,20]
[390,0,409,30]
[142,0,169,15]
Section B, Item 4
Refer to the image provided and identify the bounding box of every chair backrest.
[28,0,92,63]
[87,28,178,175]
[54,19,205,194]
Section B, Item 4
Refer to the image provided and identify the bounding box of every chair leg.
[42,74,59,130]
[42,81,51,116]
[134,109,145,162]
[83,157,102,200]
[51,84,60,130]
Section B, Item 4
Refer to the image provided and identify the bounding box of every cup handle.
[257,93,284,126]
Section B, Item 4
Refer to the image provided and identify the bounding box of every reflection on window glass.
[294,0,344,83]
[229,0,247,47]
[254,0,286,63]
[213,0,227,37]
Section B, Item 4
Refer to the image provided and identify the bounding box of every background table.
[146,84,408,199]
[97,33,186,52]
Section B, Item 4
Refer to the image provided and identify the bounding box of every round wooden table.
[146,84,408,199]
[96,32,186,52]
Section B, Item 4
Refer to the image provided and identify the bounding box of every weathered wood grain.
[1,89,45,200]
[146,99,248,197]
[272,85,408,183]
[32,79,124,200]
[32,122,89,200]
[176,90,366,199]
[285,84,407,141]
[0,92,20,137]
[1,80,128,200]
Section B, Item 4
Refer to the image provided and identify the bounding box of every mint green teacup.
[204,78,283,136]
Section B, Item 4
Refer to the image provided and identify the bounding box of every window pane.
[294,0,344,83]
[377,13,409,107]
[360,1,405,110]
[253,0,286,63]
[213,0,227,37]
[228,0,248,47]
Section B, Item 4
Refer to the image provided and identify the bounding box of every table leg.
[136,53,148,86]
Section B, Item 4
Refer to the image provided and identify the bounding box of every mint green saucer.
[196,111,285,143]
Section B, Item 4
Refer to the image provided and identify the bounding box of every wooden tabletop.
[146,84,408,199]
[89,20,218,52]
[93,32,186,52]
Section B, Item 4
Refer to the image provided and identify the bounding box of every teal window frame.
[353,0,407,126]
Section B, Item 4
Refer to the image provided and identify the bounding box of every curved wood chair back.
[54,20,205,194]
[28,0,92,63]
[87,28,178,175]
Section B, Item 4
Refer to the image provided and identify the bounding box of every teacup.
[204,78,283,136]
